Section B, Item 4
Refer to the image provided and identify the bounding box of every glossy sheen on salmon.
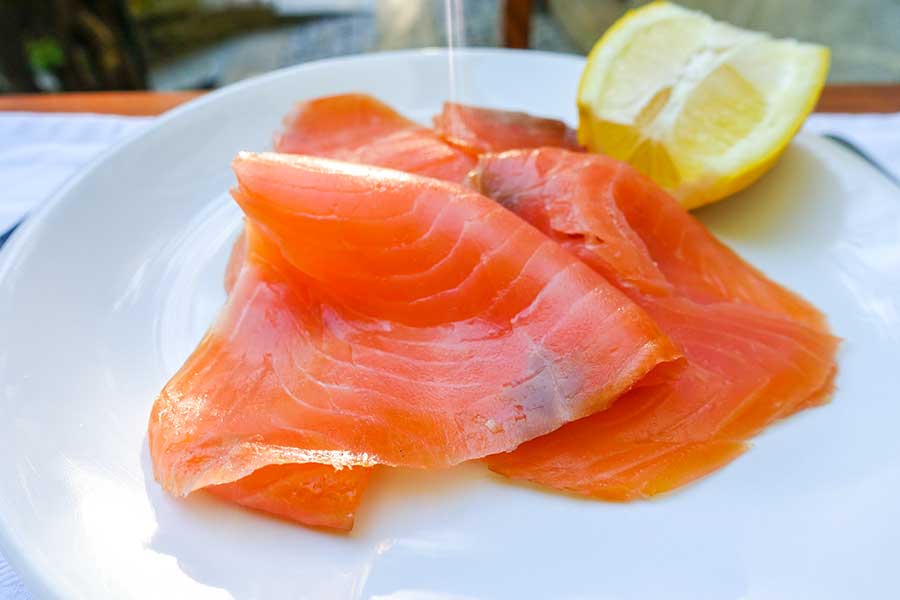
[149,153,679,514]
[433,102,583,155]
[275,94,476,182]
[475,149,838,499]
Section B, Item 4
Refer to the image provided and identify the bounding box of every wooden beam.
[815,84,900,113]
[1,84,898,117]
[0,90,203,116]
[501,0,532,49]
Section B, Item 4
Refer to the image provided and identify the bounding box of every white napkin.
[0,110,898,599]
[0,113,153,234]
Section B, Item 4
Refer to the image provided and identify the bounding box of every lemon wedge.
[577,1,829,209]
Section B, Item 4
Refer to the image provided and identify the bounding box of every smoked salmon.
[207,462,372,531]
[212,95,483,528]
[213,232,370,531]
[204,96,595,528]
[149,153,679,524]
[433,102,583,155]
[152,95,838,527]
[275,94,476,182]
[474,148,838,499]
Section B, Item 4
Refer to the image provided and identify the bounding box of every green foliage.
[26,36,65,71]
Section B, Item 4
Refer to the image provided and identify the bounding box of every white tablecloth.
[1,110,898,600]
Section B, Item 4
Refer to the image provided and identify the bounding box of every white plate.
[1,49,899,600]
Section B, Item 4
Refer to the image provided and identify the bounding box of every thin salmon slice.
[210,98,592,528]
[149,153,679,522]
[219,95,482,527]
[474,148,827,330]
[216,237,369,531]
[221,94,482,527]
[276,94,476,182]
[207,463,372,531]
[433,102,583,155]
[474,148,838,499]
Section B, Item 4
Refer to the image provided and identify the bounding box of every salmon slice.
[476,148,826,329]
[215,96,526,528]
[219,94,481,528]
[433,102,583,155]
[206,463,372,531]
[209,98,593,528]
[474,149,838,499]
[149,153,679,520]
[214,236,369,531]
[275,94,476,182]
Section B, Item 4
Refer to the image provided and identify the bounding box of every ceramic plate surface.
[1,49,899,599]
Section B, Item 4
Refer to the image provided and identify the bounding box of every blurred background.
[1,0,899,95]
